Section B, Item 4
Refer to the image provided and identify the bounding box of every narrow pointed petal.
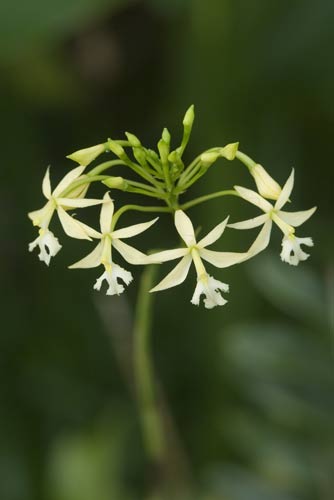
[175,210,196,246]
[228,213,269,230]
[100,193,114,233]
[57,206,99,240]
[69,242,103,269]
[42,167,52,199]
[112,239,151,265]
[111,217,159,239]
[150,254,192,293]
[234,185,273,212]
[56,197,105,208]
[247,219,273,256]
[53,166,86,197]
[275,168,294,210]
[277,207,317,227]
[200,249,249,268]
[145,248,188,264]
[197,217,229,249]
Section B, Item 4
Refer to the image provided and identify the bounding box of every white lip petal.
[174,210,196,246]
[42,167,52,199]
[150,254,192,293]
[57,206,97,240]
[197,217,229,248]
[145,248,188,263]
[275,168,294,210]
[69,242,103,269]
[100,193,114,233]
[56,197,105,208]
[200,248,249,268]
[52,166,86,197]
[277,207,316,227]
[191,275,229,309]
[234,185,273,212]
[111,217,159,239]
[112,239,150,265]
[247,219,273,256]
[227,213,269,230]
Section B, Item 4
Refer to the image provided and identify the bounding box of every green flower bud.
[162,128,171,145]
[158,138,169,163]
[220,142,239,161]
[125,132,141,147]
[66,144,105,166]
[133,147,148,167]
[103,176,128,190]
[183,104,195,130]
[107,139,127,159]
[200,151,220,167]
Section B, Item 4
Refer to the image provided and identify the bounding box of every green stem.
[133,265,165,465]
[235,150,256,170]
[88,159,126,176]
[60,175,109,197]
[180,189,239,210]
[111,204,172,230]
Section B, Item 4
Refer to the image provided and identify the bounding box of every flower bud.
[103,176,128,191]
[158,138,169,163]
[250,164,281,200]
[200,151,220,167]
[162,128,171,145]
[107,139,127,159]
[183,104,195,130]
[125,132,141,147]
[220,142,239,161]
[66,144,105,166]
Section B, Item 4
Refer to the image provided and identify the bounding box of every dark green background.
[1,1,333,499]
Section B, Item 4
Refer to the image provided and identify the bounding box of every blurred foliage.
[0,0,333,499]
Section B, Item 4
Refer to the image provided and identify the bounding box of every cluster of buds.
[28,106,316,309]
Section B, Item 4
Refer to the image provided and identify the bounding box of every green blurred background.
[1,1,333,499]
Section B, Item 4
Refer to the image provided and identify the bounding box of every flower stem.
[235,150,256,170]
[180,189,239,210]
[133,265,165,466]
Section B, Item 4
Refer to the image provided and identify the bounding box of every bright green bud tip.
[103,176,128,190]
[162,128,171,144]
[125,132,141,147]
[220,142,239,161]
[183,104,195,128]
[107,139,126,159]
[66,144,105,166]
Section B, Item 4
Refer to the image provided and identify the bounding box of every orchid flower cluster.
[28,106,316,309]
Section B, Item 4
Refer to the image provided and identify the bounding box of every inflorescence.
[28,106,316,309]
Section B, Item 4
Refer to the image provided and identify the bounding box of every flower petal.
[197,217,229,249]
[56,197,105,208]
[247,219,273,256]
[111,218,159,239]
[112,239,150,265]
[234,185,273,212]
[277,206,316,227]
[227,213,269,230]
[150,254,192,292]
[57,206,99,240]
[200,248,249,268]
[175,210,196,246]
[52,166,86,197]
[100,193,114,233]
[69,242,103,269]
[145,248,188,264]
[42,167,52,199]
[275,168,294,210]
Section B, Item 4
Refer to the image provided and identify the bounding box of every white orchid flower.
[228,169,317,265]
[148,210,249,309]
[69,193,158,296]
[28,166,104,265]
